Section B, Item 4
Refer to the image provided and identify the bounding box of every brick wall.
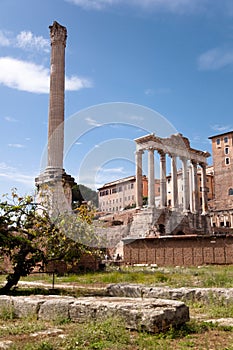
[123,235,233,266]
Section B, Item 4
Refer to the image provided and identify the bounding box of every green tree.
[72,184,98,208]
[0,190,98,294]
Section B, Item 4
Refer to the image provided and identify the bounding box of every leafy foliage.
[72,184,98,208]
[0,190,98,293]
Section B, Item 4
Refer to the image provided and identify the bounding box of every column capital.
[49,21,67,46]
[199,161,207,168]
[158,149,165,156]
[191,159,197,165]
[135,149,144,155]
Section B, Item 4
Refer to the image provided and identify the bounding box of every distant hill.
[72,184,98,208]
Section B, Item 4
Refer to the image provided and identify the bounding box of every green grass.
[0,264,231,288]
[1,317,233,350]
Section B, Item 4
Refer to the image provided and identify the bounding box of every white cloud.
[0,163,34,187]
[8,143,25,148]
[99,166,125,174]
[67,0,207,13]
[65,75,93,90]
[198,48,233,70]
[145,87,171,95]
[0,57,92,94]
[0,57,49,93]
[0,171,34,186]
[0,162,14,170]
[16,31,50,53]
[0,30,11,46]
[85,117,102,127]
[66,0,117,10]
[0,30,49,53]
[4,116,18,122]
[210,124,231,132]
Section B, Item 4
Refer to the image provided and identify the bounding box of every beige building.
[166,166,214,209]
[209,131,233,228]
[98,167,214,213]
[98,175,160,213]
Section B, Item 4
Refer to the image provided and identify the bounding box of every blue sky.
[0,0,233,196]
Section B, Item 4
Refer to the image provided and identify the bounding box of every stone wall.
[123,235,233,266]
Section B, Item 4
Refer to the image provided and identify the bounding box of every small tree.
[0,190,99,294]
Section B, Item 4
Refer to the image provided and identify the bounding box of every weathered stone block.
[38,297,73,321]
[12,296,45,318]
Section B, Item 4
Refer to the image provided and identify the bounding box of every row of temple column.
[135,149,208,215]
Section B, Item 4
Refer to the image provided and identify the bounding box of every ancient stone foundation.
[0,295,189,333]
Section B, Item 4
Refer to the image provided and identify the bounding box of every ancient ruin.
[35,21,75,215]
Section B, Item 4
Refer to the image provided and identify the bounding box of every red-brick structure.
[209,131,233,228]
[123,234,233,266]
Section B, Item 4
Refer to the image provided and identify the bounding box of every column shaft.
[159,152,167,208]
[135,150,143,208]
[181,157,189,212]
[148,148,155,208]
[47,22,67,171]
[189,165,194,212]
[171,155,178,210]
[200,162,208,215]
[191,161,199,213]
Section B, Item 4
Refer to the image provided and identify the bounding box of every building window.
[216,138,220,145]
[225,147,229,155]
[131,183,134,189]
[128,196,130,200]
[229,188,233,195]
[225,157,230,165]
[224,136,228,143]
[118,186,122,192]
[132,195,134,200]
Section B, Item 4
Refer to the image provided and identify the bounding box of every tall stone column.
[181,157,189,213]
[171,154,178,210]
[200,162,208,215]
[191,160,199,213]
[159,151,167,208]
[148,148,155,208]
[47,21,67,172]
[189,164,194,213]
[35,22,75,215]
[135,150,143,208]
